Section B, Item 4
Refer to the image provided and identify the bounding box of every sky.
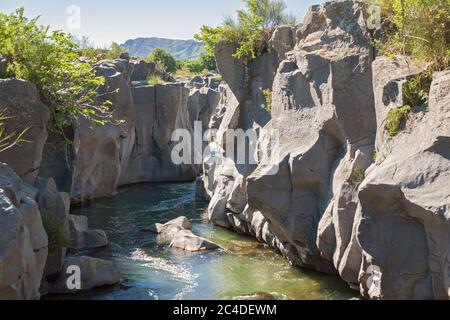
[0,0,320,47]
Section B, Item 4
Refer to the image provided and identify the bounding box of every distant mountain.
[121,37,204,61]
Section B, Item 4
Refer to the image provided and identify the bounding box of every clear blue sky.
[0,0,320,47]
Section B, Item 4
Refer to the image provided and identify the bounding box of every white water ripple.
[130,249,198,285]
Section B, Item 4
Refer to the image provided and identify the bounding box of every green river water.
[55,182,356,300]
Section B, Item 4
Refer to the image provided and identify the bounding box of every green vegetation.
[106,42,127,60]
[0,8,113,134]
[403,72,433,107]
[373,150,380,162]
[0,109,29,153]
[368,0,449,71]
[183,51,217,74]
[148,75,164,85]
[385,105,412,137]
[147,48,177,74]
[262,88,272,111]
[351,168,366,188]
[365,0,448,135]
[42,214,70,250]
[195,0,296,61]
[79,47,107,61]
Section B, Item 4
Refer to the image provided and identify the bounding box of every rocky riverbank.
[197,1,450,300]
[0,54,220,299]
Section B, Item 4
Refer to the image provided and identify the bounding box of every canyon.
[0,1,449,300]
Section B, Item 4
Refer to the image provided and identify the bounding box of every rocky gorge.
[0,0,449,300]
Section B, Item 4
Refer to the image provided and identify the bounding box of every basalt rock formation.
[199,0,450,300]
[0,0,448,301]
[1,58,220,203]
[0,54,220,299]
[0,79,50,184]
[0,164,48,299]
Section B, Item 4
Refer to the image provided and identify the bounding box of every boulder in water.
[170,229,222,252]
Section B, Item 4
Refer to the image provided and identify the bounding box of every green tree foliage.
[195,0,296,61]
[183,51,217,74]
[106,42,126,60]
[369,0,450,70]
[0,8,112,133]
[148,75,164,85]
[147,48,177,74]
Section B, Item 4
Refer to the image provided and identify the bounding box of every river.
[50,182,356,300]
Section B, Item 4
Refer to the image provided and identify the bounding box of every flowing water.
[55,183,356,300]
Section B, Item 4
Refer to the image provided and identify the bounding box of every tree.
[0,8,113,134]
[195,0,296,61]
[106,42,126,60]
[198,51,217,71]
[147,48,177,74]
[183,51,217,74]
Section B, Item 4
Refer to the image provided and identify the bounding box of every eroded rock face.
[0,79,50,184]
[202,1,450,300]
[203,1,377,274]
[354,70,450,300]
[68,215,108,250]
[35,177,71,279]
[119,83,198,184]
[2,56,210,203]
[131,60,156,82]
[70,59,136,202]
[0,163,48,300]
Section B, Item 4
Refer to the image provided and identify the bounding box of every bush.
[403,72,433,107]
[0,8,112,133]
[147,48,177,74]
[351,168,366,188]
[194,0,296,61]
[368,0,450,71]
[106,42,126,60]
[262,88,272,111]
[42,214,70,250]
[385,105,412,136]
[148,75,164,86]
[182,51,217,75]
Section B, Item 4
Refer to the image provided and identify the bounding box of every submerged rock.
[234,292,276,301]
